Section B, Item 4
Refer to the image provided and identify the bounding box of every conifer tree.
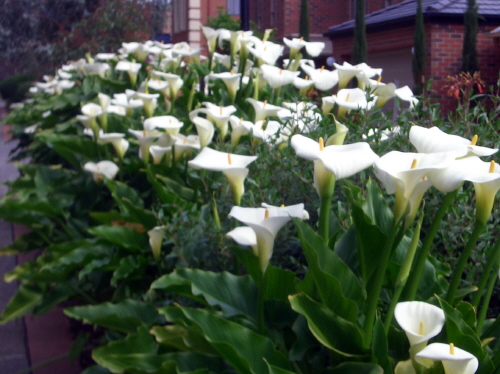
[412,0,426,94]
[462,0,479,73]
[353,0,367,64]
[299,0,310,41]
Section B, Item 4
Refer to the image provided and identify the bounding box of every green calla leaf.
[150,325,218,355]
[104,178,144,209]
[152,268,258,320]
[92,327,164,373]
[0,284,44,323]
[88,225,148,251]
[265,359,296,374]
[328,362,384,374]
[289,292,367,357]
[65,299,161,333]
[176,306,293,374]
[293,218,365,322]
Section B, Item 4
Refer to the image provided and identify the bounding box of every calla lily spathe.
[409,126,498,158]
[84,161,119,183]
[394,301,445,347]
[188,147,257,205]
[374,151,455,222]
[415,343,478,374]
[426,157,500,223]
[291,135,379,197]
[228,203,308,273]
[246,98,283,122]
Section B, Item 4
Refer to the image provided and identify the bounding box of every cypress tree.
[412,0,426,94]
[462,0,479,73]
[299,0,310,41]
[353,0,367,64]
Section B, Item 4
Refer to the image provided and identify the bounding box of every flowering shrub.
[1,27,499,374]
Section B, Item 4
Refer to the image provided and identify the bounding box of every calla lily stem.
[471,238,500,309]
[257,271,266,335]
[318,194,333,243]
[403,190,458,301]
[363,217,401,346]
[384,212,424,333]
[445,220,486,304]
[476,259,498,334]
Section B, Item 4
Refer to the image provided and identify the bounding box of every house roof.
[324,0,500,38]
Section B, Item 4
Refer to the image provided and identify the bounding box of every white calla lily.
[374,151,455,222]
[188,148,257,205]
[84,161,119,183]
[394,301,445,347]
[291,134,379,197]
[415,343,478,374]
[409,126,497,158]
[228,203,308,273]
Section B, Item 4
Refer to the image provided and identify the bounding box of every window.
[172,0,187,33]
[227,0,240,15]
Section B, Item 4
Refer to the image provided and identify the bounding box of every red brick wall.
[429,23,500,113]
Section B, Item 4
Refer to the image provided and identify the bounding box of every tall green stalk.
[471,238,500,308]
[403,190,458,301]
[384,213,424,332]
[364,218,402,345]
[445,220,485,304]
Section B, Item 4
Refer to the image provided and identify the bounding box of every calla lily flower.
[409,126,498,158]
[291,135,379,197]
[426,157,500,223]
[148,226,165,261]
[82,62,111,78]
[332,88,377,119]
[374,151,455,222]
[172,134,201,161]
[209,71,242,103]
[394,301,445,347]
[228,203,309,273]
[80,103,103,139]
[84,161,119,183]
[191,116,215,148]
[373,83,397,109]
[87,130,129,159]
[149,145,172,165]
[188,147,257,205]
[95,53,116,61]
[190,103,237,140]
[247,41,284,66]
[246,98,283,122]
[144,115,183,136]
[260,65,300,89]
[152,71,184,100]
[201,26,220,56]
[334,62,382,89]
[133,91,159,118]
[226,226,257,254]
[300,63,339,91]
[415,343,478,374]
[229,116,251,146]
[241,120,282,144]
[128,129,163,163]
[283,37,306,59]
[115,60,142,85]
[395,86,419,108]
[110,93,143,116]
[148,79,170,97]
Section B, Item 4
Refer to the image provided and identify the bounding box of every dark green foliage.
[412,0,426,95]
[0,74,35,103]
[299,0,310,41]
[352,0,367,64]
[462,0,479,73]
